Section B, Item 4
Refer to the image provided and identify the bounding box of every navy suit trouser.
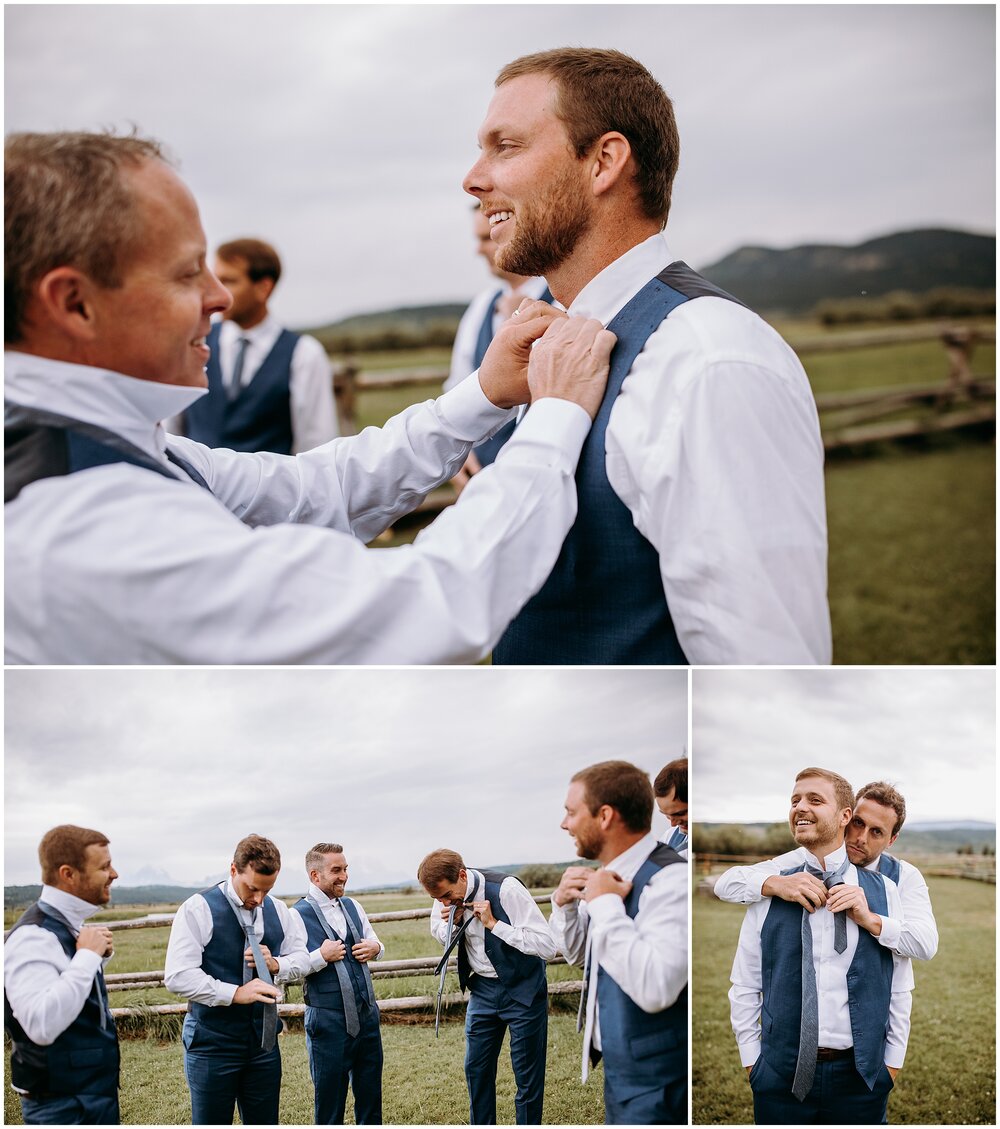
[305,1000,383,1124]
[603,1061,686,1124]
[464,975,547,1125]
[20,1093,119,1125]
[750,1054,894,1124]
[181,1015,281,1125]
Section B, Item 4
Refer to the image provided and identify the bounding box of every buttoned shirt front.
[547,833,688,1079]
[5,350,590,664]
[728,843,912,1070]
[298,883,384,976]
[164,880,312,1006]
[4,886,111,1048]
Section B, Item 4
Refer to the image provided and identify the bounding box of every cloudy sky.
[4,668,687,893]
[692,667,996,825]
[5,5,994,326]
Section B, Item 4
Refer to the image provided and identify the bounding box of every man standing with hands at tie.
[549,761,688,1125]
[164,834,312,1125]
[417,848,556,1125]
[728,767,912,1124]
[292,843,384,1124]
[4,825,120,1125]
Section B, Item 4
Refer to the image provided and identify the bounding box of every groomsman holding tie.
[654,758,688,856]
[4,826,120,1125]
[164,834,311,1125]
[728,767,912,1124]
[292,843,385,1124]
[417,848,556,1125]
[549,761,688,1125]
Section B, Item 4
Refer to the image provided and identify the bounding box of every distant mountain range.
[697,821,995,856]
[302,227,995,335]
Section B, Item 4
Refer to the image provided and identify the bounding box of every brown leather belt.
[816,1047,854,1062]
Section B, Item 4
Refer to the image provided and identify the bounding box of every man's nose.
[462,155,490,198]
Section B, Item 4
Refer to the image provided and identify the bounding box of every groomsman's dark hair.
[654,758,687,803]
[855,781,907,837]
[571,760,653,833]
[417,848,465,889]
[216,238,282,286]
[38,825,110,884]
[233,834,281,875]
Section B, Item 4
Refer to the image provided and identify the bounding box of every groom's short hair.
[855,781,907,837]
[795,767,854,813]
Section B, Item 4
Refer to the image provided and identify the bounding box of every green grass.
[692,875,996,1125]
[802,340,996,395]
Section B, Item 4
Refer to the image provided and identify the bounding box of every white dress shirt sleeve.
[605,300,832,665]
[272,899,314,984]
[876,862,938,961]
[546,897,589,967]
[289,334,339,453]
[3,926,105,1046]
[164,895,238,1007]
[728,901,767,1067]
[713,850,805,904]
[429,900,456,946]
[353,901,385,960]
[489,879,557,959]
[585,862,687,1013]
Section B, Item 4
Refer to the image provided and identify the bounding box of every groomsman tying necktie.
[291,842,384,1125]
[728,767,913,1124]
[654,757,689,857]
[417,848,556,1125]
[4,826,121,1126]
[164,835,312,1125]
[548,761,688,1125]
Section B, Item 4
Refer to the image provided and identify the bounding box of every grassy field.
[340,329,996,665]
[4,890,601,1125]
[692,875,996,1125]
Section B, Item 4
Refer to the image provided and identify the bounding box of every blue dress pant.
[305,1000,383,1124]
[750,1054,894,1124]
[464,975,547,1125]
[20,1093,119,1124]
[181,1014,281,1125]
[603,1066,686,1125]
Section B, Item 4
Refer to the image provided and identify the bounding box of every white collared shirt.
[4,886,111,1048]
[163,880,312,1006]
[728,842,912,1069]
[297,883,384,975]
[564,232,831,665]
[4,350,591,664]
[713,845,939,961]
[445,276,550,392]
[201,315,338,452]
[547,833,688,1080]
[428,869,557,979]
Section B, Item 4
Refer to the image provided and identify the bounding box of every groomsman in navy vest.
[4,825,120,1124]
[291,842,385,1124]
[728,768,913,1123]
[164,835,312,1125]
[714,778,938,963]
[417,848,557,1124]
[549,761,688,1124]
[654,758,688,857]
[181,238,338,454]
[445,206,552,491]
[465,48,831,665]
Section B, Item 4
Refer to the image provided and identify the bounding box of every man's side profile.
[654,758,688,856]
[417,848,556,1125]
[291,843,384,1125]
[181,237,339,454]
[445,204,551,489]
[729,768,913,1124]
[548,761,688,1125]
[164,835,312,1125]
[4,825,120,1125]
[464,48,831,665]
[4,130,614,665]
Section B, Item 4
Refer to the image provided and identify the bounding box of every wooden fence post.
[333,361,359,436]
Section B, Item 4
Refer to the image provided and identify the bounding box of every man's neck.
[809,838,846,871]
[597,829,647,866]
[545,214,662,308]
[229,307,268,331]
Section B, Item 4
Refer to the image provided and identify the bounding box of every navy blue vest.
[184,323,298,454]
[3,902,120,1096]
[493,262,745,665]
[878,852,901,884]
[293,897,374,1011]
[595,843,687,1088]
[759,864,893,1089]
[471,286,553,467]
[4,403,210,503]
[187,886,285,1046]
[458,871,547,1008]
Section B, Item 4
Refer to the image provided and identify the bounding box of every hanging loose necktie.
[227,337,251,400]
[306,896,361,1038]
[231,902,278,1052]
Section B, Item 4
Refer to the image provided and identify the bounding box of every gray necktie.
[307,896,360,1037]
[240,910,278,1052]
[227,337,250,400]
[807,857,850,954]
[791,904,819,1101]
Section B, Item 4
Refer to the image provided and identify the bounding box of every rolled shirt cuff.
[739,1040,761,1068]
